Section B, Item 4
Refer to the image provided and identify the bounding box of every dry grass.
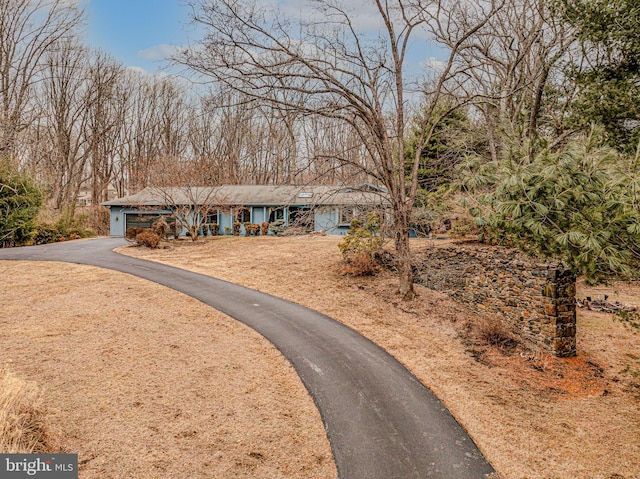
[120,235,640,479]
[0,369,58,453]
[0,260,336,479]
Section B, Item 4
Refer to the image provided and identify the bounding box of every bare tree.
[86,50,126,206]
[454,0,576,160]
[179,0,504,298]
[149,156,226,241]
[0,0,83,158]
[39,38,92,210]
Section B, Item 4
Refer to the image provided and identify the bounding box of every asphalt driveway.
[0,238,495,479]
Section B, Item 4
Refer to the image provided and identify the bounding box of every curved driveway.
[0,238,495,479]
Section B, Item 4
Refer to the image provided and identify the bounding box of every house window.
[205,210,218,224]
[289,206,313,228]
[236,207,250,223]
[340,206,355,225]
[269,208,285,222]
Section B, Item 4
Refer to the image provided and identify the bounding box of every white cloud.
[137,43,180,61]
[125,65,152,76]
[420,56,447,73]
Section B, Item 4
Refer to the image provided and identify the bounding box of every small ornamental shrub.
[338,213,383,260]
[243,221,252,236]
[261,222,270,236]
[223,226,232,235]
[125,227,146,240]
[201,224,209,236]
[268,219,286,236]
[338,213,384,276]
[246,223,260,236]
[135,230,161,248]
[151,217,169,239]
[210,223,219,236]
[233,222,241,236]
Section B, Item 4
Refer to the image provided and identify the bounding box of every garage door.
[125,213,172,230]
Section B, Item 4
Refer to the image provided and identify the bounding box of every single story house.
[101,184,389,237]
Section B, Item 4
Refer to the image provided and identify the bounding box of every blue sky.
[81,0,444,76]
[83,0,193,72]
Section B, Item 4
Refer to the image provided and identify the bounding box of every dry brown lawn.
[118,235,640,479]
[0,260,336,479]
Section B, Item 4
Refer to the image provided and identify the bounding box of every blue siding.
[314,208,340,233]
[108,204,354,236]
[109,206,126,237]
[252,207,267,224]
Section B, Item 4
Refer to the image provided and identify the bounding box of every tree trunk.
[394,207,416,300]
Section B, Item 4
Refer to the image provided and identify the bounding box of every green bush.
[0,161,42,247]
[32,213,94,246]
[32,224,61,245]
[338,213,384,269]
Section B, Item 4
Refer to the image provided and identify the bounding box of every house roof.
[101,184,389,208]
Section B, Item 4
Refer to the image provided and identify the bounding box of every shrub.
[32,213,94,246]
[53,212,92,239]
[338,214,384,276]
[338,213,384,260]
[243,221,252,236]
[339,252,379,276]
[32,224,61,245]
[268,219,286,236]
[246,223,260,236]
[233,222,241,236]
[135,230,161,248]
[409,208,436,237]
[170,221,181,239]
[151,217,169,239]
[210,223,219,236]
[125,226,146,240]
[0,369,57,453]
[261,221,270,236]
[223,226,232,235]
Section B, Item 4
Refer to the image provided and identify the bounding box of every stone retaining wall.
[413,244,576,357]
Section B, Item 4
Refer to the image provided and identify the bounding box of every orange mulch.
[480,350,608,399]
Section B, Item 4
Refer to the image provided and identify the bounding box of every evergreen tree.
[460,129,640,283]
[404,103,476,208]
[0,160,42,247]
[558,0,640,152]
